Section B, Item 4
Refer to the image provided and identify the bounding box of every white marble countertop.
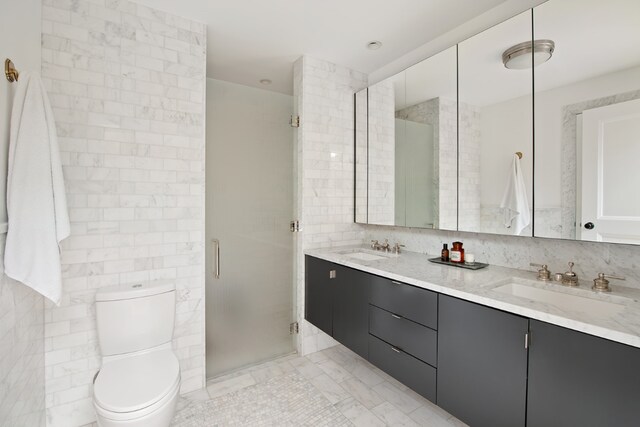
[305,245,640,349]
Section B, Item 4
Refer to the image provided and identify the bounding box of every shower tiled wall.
[40,1,206,425]
[293,56,367,355]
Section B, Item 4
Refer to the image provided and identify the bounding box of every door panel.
[581,99,640,243]
[332,266,370,358]
[304,256,333,336]
[528,320,640,427]
[438,295,528,427]
[205,79,294,377]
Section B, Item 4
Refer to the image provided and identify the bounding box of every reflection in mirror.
[367,72,405,225]
[458,10,533,236]
[398,46,457,229]
[359,47,457,229]
[355,88,368,223]
[533,0,640,244]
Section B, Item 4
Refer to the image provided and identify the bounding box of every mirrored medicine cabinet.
[355,0,640,245]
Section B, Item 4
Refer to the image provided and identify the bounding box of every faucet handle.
[562,262,579,287]
[530,263,551,282]
[392,243,405,254]
[370,240,379,249]
[592,273,625,292]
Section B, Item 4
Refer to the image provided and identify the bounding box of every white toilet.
[93,282,181,427]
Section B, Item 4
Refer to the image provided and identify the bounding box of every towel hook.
[5,58,19,82]
[515,151,523,159]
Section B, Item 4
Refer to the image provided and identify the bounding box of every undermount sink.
[337,249,396,262]
[493,281,625,319]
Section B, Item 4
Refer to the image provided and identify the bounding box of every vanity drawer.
[369,305,437,367]
[369,275,437,329]
[368,334,437,403]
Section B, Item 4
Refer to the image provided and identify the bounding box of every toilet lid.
[94,350,180,413]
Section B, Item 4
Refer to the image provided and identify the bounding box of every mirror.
[533,0,640,244]
[457,10,533,236]
[356,47,458,229]
[355,88,368,224]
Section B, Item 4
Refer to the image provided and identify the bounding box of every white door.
[580,98,640,243]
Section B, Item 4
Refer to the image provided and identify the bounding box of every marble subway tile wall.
[458,101,481,231]
[0,238,46,427]
[40,1,206,425]
[363,225,640,290]
[293,56,367,356]
[367,79,395,225]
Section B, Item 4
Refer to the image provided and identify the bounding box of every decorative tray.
[428,257,489,270]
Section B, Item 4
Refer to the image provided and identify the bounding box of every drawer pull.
[391,346,401,353]
[391,280,403,285]
[391,314,402,319]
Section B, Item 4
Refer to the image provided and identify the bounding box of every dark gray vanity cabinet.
[368,276,439,402]
[304,256,369,358]
[304,256,335,336]
[437,295,529,427]
[527,320,640,427]
[332,265,370,358]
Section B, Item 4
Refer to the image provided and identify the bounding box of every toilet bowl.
[94,349,180,427]
[93,282,181,427]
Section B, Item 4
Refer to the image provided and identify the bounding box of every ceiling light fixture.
[502,39,555,70]
[260,79,272,85]
[366,41,383,51]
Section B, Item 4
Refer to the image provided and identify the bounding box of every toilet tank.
[95,281,176,356]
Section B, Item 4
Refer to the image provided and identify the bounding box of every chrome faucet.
[370,239,391,252]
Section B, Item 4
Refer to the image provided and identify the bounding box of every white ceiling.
[130,0,508,95]
[386,0,640,108]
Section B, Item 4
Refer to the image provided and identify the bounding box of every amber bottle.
[441,244,449,261]
[450,241,465,263]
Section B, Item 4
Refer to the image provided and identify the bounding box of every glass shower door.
[205,79,294,378]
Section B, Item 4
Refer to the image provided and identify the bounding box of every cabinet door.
[333,266,369,358]
[304,256,334,336]
[528,320,640,427]
[438,295,528,427]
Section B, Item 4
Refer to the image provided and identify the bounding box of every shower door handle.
[212,239,220,279]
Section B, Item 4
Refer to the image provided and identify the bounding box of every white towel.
[5,72,70,305]
[499,154,530,235]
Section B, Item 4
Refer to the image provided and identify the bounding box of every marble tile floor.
[172,344,467,426]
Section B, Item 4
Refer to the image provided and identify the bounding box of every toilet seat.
[94,349,180,419]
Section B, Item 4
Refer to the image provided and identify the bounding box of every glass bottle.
[450,241,465,263]
[441,243,449,262]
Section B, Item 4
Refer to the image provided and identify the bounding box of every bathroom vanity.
[305,249,640,427]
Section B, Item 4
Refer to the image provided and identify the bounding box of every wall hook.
[5,58,19,82]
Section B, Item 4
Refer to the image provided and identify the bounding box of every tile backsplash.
[362,225,640,290]
[40,1,206,425]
